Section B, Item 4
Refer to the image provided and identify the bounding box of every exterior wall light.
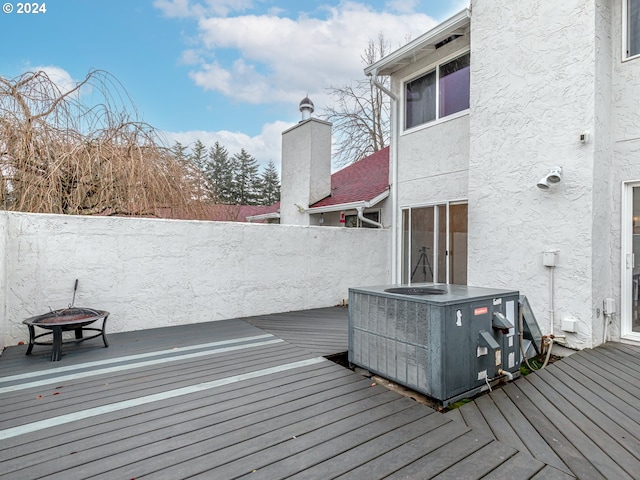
[537,166,563,190]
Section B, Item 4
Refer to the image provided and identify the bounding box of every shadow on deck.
[0,307,637,479]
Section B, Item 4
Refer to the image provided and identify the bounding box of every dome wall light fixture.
[537,166,563,190]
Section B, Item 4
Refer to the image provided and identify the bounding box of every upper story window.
[627,0,640,58]
[405,51,470,130]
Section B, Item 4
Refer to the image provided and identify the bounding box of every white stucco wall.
[0,211,389,350]
[468,0,601,349]
[611,0,640,340]
[398,115,469,206]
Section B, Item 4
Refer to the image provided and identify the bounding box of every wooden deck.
[446,342,640,480]
[244,307,350,357]
[0,307,637,478]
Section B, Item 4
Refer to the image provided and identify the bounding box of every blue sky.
[0,0,468,169]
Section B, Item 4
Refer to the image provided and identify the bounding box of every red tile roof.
[311,146,390,208]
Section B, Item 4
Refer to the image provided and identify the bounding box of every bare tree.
[0,70,208,219]
[323,34,391,167]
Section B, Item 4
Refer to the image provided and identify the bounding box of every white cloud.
[30,65,80,95]
[174,2,438,106]
[160,119,295,172]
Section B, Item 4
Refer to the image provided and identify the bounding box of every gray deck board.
[448,342,640,480]
[332,417,471,479]
[244,306,349,356]
[487,388,570,473]
[384,430,495,479]
[2,310,640,479]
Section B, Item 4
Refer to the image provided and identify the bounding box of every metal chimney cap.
[299,96,314,113]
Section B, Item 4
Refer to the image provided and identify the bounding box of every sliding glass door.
[401,202,468,285]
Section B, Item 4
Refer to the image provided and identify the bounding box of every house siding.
[468,0,600,349]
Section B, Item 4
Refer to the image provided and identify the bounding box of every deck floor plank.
[148,396,421,480]
[456,400,496,440]
[430,441,519,480]
[536,366,640,458]
[473,393,529,452]
[278,408,450,480]
[553,359,640,420]
[2,311,640,480]
[383,430,495,480]
[0,365,368,475]
[515,377,633,480]
[487,388,570,473]
[91,389,402,480]
[332,417,471,480]
[479,451,546,480]
[502,382,606,480]
[526,371,640,478]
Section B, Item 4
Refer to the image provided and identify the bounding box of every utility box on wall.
[348,284,520,406]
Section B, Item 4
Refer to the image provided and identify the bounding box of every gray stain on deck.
[0,307,636,478]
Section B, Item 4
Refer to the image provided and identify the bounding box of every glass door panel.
[409,206,435,283]
[633,187,640,332]
[401,203,467,285]
[450,203,468,285]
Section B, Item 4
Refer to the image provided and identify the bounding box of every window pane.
[439,52,470,118]
[630,0,640,57]
[405,70,436,129]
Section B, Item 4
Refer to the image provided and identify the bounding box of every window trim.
[624,0,640,61]
[402,49,470,132]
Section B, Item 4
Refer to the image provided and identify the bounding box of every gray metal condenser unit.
[348,284,520,406]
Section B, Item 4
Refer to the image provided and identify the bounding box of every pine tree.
[189,139,208,171]
[206,142,234,203]
[259,160,280,205]
[233,148,260,205]
[170,141,188,161]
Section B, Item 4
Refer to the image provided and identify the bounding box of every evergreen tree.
[232,148,260,205]
[189,139,208,171]
[259,160,280,205]
[206,142,234,203]
[170,141,188,161]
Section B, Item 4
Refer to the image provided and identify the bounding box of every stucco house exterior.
[250,102,391,228]
[363,0,640,350]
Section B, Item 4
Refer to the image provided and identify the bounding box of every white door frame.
[621,181,640,342]
[401,199,467,285]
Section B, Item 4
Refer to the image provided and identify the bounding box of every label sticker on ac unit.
[493,298,502,305]
[456,309,462,326]
[508,352,515,369]
[474,306,488,316]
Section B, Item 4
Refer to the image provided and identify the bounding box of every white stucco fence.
[0,211,390,351]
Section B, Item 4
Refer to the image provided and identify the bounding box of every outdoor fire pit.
[23,307,110,361]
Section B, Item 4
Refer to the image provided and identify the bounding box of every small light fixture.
[537,166,563,190]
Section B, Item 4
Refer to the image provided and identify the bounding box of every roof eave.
[306,189,390,214]
[246,212,281,222]
[364,8,471,77]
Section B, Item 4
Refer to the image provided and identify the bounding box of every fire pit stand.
[23,308,110,361]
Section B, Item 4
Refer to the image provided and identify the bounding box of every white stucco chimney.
[280,97,332,225]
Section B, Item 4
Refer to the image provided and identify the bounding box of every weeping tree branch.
[0,69,209,219]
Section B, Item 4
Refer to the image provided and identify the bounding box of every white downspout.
[356,206,383,228]
[370,69,399,283]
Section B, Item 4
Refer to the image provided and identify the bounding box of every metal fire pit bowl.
[23,307,110,361]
